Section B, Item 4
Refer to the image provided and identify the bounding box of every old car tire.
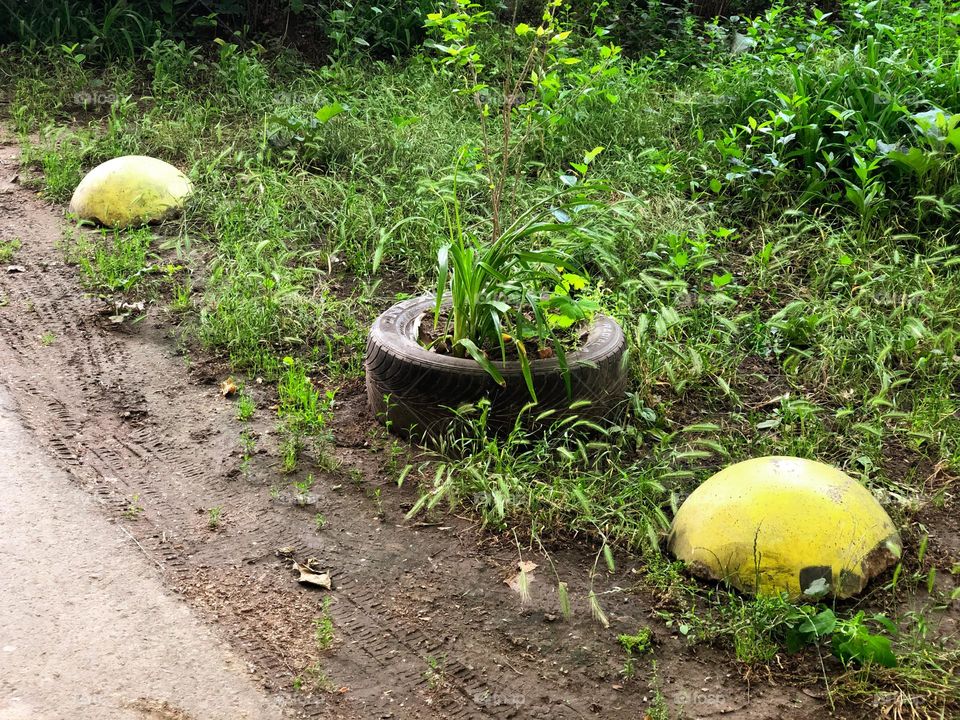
[365,295,628,437]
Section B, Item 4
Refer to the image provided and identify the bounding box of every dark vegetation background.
[1,1,779,61]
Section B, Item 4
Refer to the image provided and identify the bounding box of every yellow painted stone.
[69,156,193,228]
[668,456,901,599]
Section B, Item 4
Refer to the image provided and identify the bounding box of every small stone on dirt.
[6,265,26,273]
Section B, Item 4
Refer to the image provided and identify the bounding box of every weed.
[279,435,301,475]
[369,487,384,520]
[238,429,257,478]
[384,437,407,478]
[235,391,255,422]
[292,474,315,506]
[405,399,669,554]
[207,505,223,530]
[646,660,671,720]
[324,0,432,58]
[617,628,653,656]
[169,281,192,312]
[123,494,144,519]
[35,131,87,201]
[0,238,21,262]
[423,655,446,690]
[785,608,898,668]
[277,356,335,473]
[39,331,56,346]
[314,598,334,651]
[293,661,334,693]
[65,227,154,293]
[314,513,326,531]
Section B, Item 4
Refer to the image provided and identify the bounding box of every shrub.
[700,1,960,233]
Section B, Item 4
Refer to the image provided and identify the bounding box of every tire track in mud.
[0,142,823,720]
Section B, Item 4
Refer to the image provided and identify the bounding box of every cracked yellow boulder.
[668,456,901,599]
[69,156,193,228]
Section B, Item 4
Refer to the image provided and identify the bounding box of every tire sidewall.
[366,295,628,435]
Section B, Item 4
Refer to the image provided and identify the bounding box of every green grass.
[0,237,21,262]
[2,0,959,711]
[314,597,335,651]
[63,226,155,292]
[277,357,336,472]
[235,390,255,422]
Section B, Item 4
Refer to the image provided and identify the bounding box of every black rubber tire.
[365,295,628,437]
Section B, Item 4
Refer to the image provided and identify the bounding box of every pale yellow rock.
[68,155,193,228]
[668,456,901,599]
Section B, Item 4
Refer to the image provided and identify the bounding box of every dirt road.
[0,385,289,720]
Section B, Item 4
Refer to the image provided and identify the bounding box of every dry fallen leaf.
[220,377,238,397]
[293,559,332,590]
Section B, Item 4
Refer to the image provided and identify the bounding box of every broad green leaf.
[314,102,346,123]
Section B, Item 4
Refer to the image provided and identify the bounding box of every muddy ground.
[0,138,953,720]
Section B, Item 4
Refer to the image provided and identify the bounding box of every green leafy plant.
[235,391,255,421]
[618,628,653,655]
[207,505,224,529]
[423,654,447,690]
[405,397,669,553]
[432,182,604,399]
[66,227,155,293]
[239,428,257,465]
[267,102,348,164]
[293,474,316,506]
[324,0,434,58]
[425,0,621,238]
[277,356,335,472]
[785,607,898,668]
[293,661,334,693]
[705,3,960,233]
[420,0,622,393]
[123,493,144,519]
